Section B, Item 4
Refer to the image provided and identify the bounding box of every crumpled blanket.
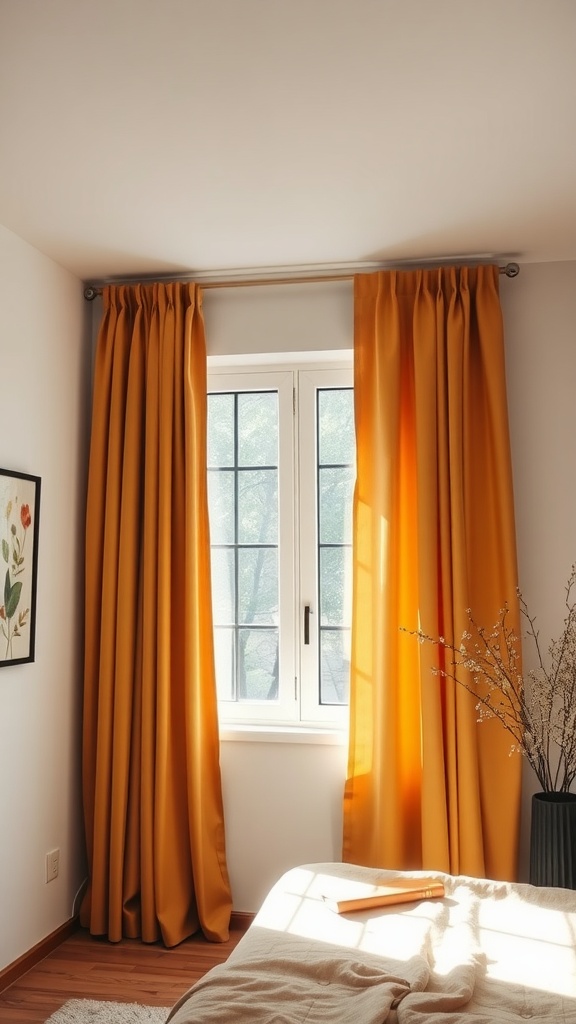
[167,863,576,1023]
[167,932,427,1024]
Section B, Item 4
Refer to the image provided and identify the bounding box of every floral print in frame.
[0,468,41,666]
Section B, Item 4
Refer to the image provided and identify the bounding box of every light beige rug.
[45,999,171,1023]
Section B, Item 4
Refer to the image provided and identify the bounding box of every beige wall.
[0,224,89,971]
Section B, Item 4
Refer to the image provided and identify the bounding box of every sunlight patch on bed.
[251,864,576,1001]
[253,865,447,960]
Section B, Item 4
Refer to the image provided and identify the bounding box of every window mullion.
[233,393,239,702]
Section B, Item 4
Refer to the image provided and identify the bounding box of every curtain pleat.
[344,265,521,880]
[81,282,232,946]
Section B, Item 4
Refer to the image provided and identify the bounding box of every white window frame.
[207,357,353,731]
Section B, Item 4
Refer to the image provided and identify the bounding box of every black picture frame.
[0,468,41,667]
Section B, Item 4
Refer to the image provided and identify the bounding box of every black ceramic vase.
[529,791,576,889]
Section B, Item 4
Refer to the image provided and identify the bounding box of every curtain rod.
[83,261,520,301]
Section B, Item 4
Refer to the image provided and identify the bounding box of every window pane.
[238,547,278,624]
[238,468,278,544]
[208,382,284,713]
[208,393,235,467]
[319,546,351,625]
[208,469,234,544]
[320,629,350,705]
[315,384,355,714]
[238,628,279,700]
[319,466,354,544]
[318,388,354,465]
[238,392,278,466]
[210,548,235,625]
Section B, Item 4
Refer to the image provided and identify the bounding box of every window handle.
[304,604,312,645]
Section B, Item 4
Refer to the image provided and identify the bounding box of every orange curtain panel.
[81,282,232,946]
[344,265,521,880]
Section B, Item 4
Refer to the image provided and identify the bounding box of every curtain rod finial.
[502,262,520,278]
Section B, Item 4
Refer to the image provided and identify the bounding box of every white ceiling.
[1,0,575,283]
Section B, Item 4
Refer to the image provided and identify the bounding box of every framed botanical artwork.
[0,468,41,666]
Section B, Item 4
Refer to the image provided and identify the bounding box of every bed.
[167,861,576,1023]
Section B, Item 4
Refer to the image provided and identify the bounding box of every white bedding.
[167,862,576,1023]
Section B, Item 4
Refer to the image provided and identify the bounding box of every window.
[207,362,354,728]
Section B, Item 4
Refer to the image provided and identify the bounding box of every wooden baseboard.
[0,910,251,994]
[0,917,79,994]
[230,910,254,932]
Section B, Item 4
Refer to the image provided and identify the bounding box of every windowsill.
[219,723,349,746]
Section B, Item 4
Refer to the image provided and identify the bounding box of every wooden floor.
[0,926,245,1023]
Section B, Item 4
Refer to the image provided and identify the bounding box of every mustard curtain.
[344,265,521,880]
[81,282,232,946]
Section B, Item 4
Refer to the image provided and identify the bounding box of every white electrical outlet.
[46,848,59,883]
